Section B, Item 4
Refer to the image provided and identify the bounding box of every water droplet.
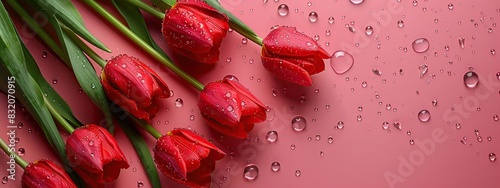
[491,49,496,55]
[243,165,259,181]
[277,4,289,16]
[393,122,402,130]
[397,20,404,28]
[17,122,23,129]
[419,64,428,79]
[42,51,47,58]
[412,38,430,53]
[241,38,248,44]
[132,167,137,172]
[328,16,335,24]
[295,170,301,177]
[266,130,278,143]
[372,68,382,76]
[224,75,239,82]
[320,150,325,157]
[448,3,454,10]
[361,81,368,88]
[463,71,479,88]
[489,153,496,162]
[409,139,415,145]
[386,104,392,110]
[52,78,58,84]
[412,0,418,6]
[418,110,431,122]
[137,181,144,187]
[382,122,390,130]
[477,136,483,142]
[308,12,318,22]
[315,134,321,141]
[494,115,499,121]
[290,144,296,150]
[458,37,466,48]
[271,162,280,172]
[88,140,94,146]
[365,26,373,35]
[328,136,334,144]
[175,98,183,107]
[432,99,438,106]
[2,176,7,184]
[357,115,363,121]
[455,123,462,130]
[336,121,345,130]
[17,148,25,156]
[330,50,354,74]
[291,116,307,132]
[350,0,364,4]
[487,136,492,141]
[189,115,195,121]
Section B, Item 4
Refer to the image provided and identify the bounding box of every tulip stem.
[62,26,108,68]
[83,0,205,91]
[123,0,165,20]
[0,138,28,169]
[44,96,75,133]
[131,117,162,139]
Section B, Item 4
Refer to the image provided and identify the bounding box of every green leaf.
[26,0,111,52]
[49,17,114,132]
[0,3,84,187]
[22,44,82,128]
[117,117,161,188]
[112,0,169,59]
[150,0,174,12]
[204,0,263,45]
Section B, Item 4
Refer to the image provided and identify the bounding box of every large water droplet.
[243,165,259,181]
[266,130,278,143]
[291,116,307,132]
[489,153,497,162]
[308,12,318,22]
[463,71,479,88]
[277,4,289,16]
[412,38,430,53]
[418,110,431,122]
[330,50,354,74]
[271,162,281,172]
[175,98,184,107]
[350,0,364,4]
[365,26,373,35]
[337,121,344,129]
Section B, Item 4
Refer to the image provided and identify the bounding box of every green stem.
[62,26,107,68]
[44,96,75,133]
[131,117,162,139]
[230,22,263,46]
[83,0,205,91]
[5,0,68,62]
[123,0,165,20]
[0,138,28,169]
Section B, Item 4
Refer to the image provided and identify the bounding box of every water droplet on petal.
[137,181,144,187]
[291,116,307,132]
[17,148,25,156]
[266,130,278,143]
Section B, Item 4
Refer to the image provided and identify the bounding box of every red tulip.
[261,26,330,86]
[162,0,229,64]
[65,124,129,187]
[21,159,77,188]
[154,128,225,188]
[198,77,266,138]
[101,54,170,120]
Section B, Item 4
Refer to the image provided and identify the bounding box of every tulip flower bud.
[261,26,330,86]
[21,159,77,188]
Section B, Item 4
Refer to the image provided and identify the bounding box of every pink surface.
[1,0,500,187]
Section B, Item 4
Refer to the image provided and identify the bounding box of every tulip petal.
[154,135,188,181]
[94,126,129,182]
[101,77,154,120]
[198,82,242,126]
[261,55,313,86]
[174,129,225,160]
[205,117,249,139]
[22,159,78,188]
[171,135,209,173]
[263,26,330,58]
[134,58,171,98]
[185,157,216,188]
[178,2,229,44]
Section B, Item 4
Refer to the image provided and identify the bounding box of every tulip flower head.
[162,0,229,64]
[66,124,129,187]
[101,54,170,120]
[21,159,77,188]
[261,26,331,86]
[154,129,225,188]
[198,78,267,138]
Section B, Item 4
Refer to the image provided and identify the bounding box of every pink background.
[1,0,500,187]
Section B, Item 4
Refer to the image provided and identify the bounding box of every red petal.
[198,82,242,126]
[154,135,188,181]
[101,77,152,120]
[133,57,170,98]
[185,158,216,188]
[94,125,129,182]
[173,129,225,160]
[263,26,330,58]
[204,118,248,139]
[22,159,77,188]
[261,54,313,86]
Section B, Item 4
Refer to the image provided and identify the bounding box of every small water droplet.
[292,116,307,132]
[409,139,415,145]
[175,98,183,107]
[290,144,296,150]
[357,115,363,121]
[337,121,344,129]
[328,16,335,24]
[350,0,364,4]
[412,38,430,53]
[271,162,280,172]
[361,81,368,88]
[137,181,144,187]
[243,165,259,181]
[330,50,354,74]
[224,75,239,82]
[52,78,58,84]
[266,130,278,143]
[42,51,47,58]
[295,170,301,177]
[491,49,496,55]
[386,104,392,110]
[365,26,373,35]
[448,3,454,10]
[419,64,428,79]
[397,20,404,28]
[372,68,382,76]
[1,176,7,184]
[315,134,321,141]
[458,37,466,48]
[477,136,483,142]
[494,115,499,121]
[463,71,479,88]
[489,153,496,162]
[17,148,25,156]
[277,4,289,16]
[418,110,431,122]
[432,99,438,106]
[328,136,334,144]
[393,122,402,130]
[455,123,462,130]
[382,122,390,130]
[308,12,318,22]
